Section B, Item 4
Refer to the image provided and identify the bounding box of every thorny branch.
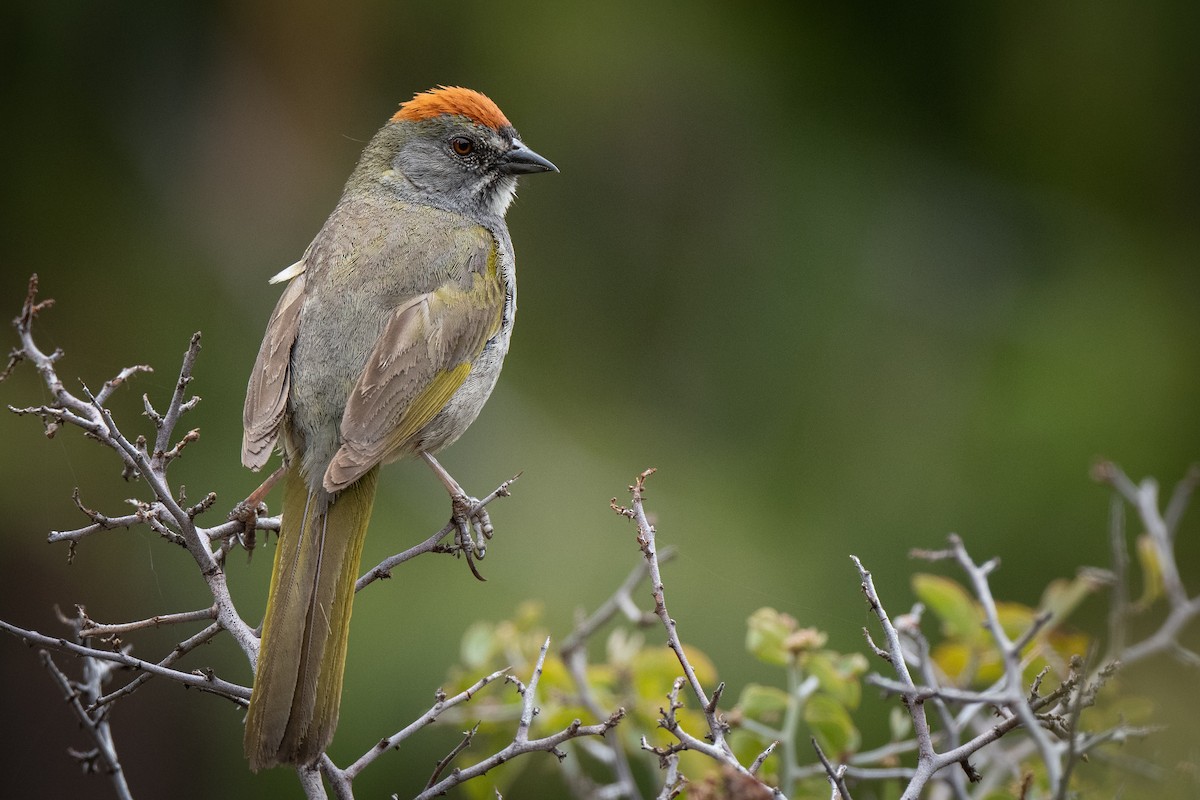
[1093,461,1200,669]
[558,553,674,800]
[842,460,1199,800]
[615,469,787,799]
[354,474,520,593]
[596,464,1196,800]
[34,606,134,800]
[412,638,625,800]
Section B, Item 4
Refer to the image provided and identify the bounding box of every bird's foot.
[229,464,287,557]
[227,499,267,557]
[450,493,493,581]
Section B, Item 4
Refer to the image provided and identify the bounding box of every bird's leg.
[227,463,288,555]
[420,452,493,572]
[246,464,288,508]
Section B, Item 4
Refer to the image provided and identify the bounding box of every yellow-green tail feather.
[244,465,379,770]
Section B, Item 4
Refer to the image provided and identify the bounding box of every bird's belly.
[414,332,509,454]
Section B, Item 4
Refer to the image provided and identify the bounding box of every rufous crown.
[391,86,511,131]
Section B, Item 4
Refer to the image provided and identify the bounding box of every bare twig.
[626,472,716,723]
[852,547,1078,798]
[47,490,162,545]
[1,619,250,703]
[38,648,134,800]
[93,622,223,709]
[149,331,202,469]
[3,276,541,798]
[355,474,519,592]
[946,537,1061,786]
[1094,462,1200,669]
[340,667,510,781]
[296,765,328,800]
[851,555,938,783]
[426,722,480,788]
[750,741,779,776]
[414,637,624,799]
[94,364,153,407]
[619,469,785,798]
[811,737,852,800]
[5,276,1197,800]
[79,606,217,639]
[655,754,685,799]
[559,555,672,800]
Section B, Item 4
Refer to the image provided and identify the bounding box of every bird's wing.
[242,273,306,469]
[323,233,504,491]
[268,260,305,285]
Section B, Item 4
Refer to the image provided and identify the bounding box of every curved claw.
[463,544,487,582]
[450,493,489,581]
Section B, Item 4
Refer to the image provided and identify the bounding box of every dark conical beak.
[500,139,558,175]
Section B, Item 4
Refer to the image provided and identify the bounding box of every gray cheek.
[394,143,452,189]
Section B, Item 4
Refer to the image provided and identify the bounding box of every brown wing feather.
[242,274,305,469]
[323,272,503,491]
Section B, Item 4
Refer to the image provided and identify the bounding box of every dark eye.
[450,136,475,156]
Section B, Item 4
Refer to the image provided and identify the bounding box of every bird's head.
[372,86,557,218]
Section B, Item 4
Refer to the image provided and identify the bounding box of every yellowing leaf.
[930,642,973,683]
[1133,533,1164,611]
[996,601,1037,642]
[974,647,1004,687]
[631,645,717,705]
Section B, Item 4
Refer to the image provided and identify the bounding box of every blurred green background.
[2,2,1198,798]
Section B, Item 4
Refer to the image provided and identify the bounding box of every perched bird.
[240,86,556,771]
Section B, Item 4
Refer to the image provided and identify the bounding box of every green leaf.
[460,620,497,669]
[1039,571,1106,628]
[912,574,981,641]
[737,683,790,725]
[804,651,866,710]
[746,607,797,667]
[804,693,861,757]
[728,729,778,781]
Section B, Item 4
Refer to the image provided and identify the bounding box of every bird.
[239,86,556,771]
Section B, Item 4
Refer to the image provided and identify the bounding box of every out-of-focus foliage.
[2,2,1198,798]
[913,571,1098,687]
[444,600,723,798]
[433,553,1180,799]
[738,607,867,768]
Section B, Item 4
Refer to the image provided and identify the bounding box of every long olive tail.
[244,465,379,771]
